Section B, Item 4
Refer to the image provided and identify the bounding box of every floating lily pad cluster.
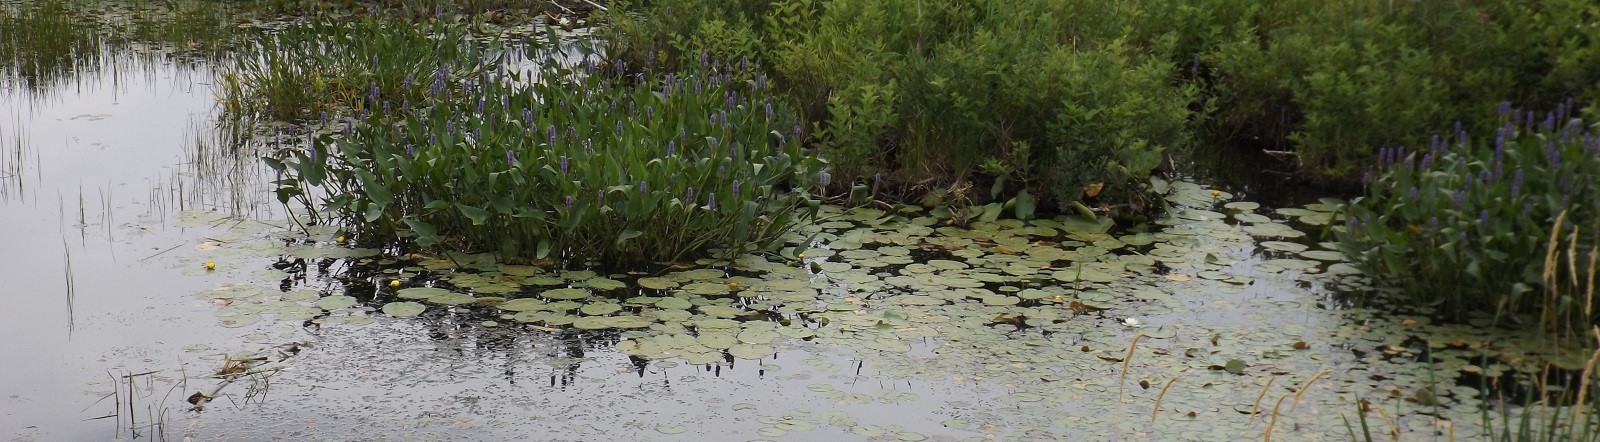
[176,178,1580,439]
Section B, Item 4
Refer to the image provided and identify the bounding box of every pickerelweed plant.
[219,16,491,122]
[1339,102,1600,340]
[267,39,827,268]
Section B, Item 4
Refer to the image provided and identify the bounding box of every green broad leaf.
[536,238,553,259]
[423,199,450,211]
[977,203,1002,223]
[403,219,440,246]
[512,208,548,219]
[457,204,490,226]
[1014,190,1037,221]
[617,229,644,245]
[363,202,384,222]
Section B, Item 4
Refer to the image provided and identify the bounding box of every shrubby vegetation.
[1338,105,1599,335]
[605,0,1196,214]
[1196,0,1600,176]
[259,20,826,267]
[603,0,1600,208]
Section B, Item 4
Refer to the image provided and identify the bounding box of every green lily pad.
[655,297,694,310]
[728,343,774,359]
[430,293,479,305]
[637,277,678,290]
[682,282,731,296]
[498,298,546,312]
[584,277,627,291]
[542,288,589,300]
[397,287,449,300]
[314,295,358,310]
[381,301,426,317]
[580,302,623,316]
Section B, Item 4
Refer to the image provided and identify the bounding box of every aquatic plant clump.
[268,38,826,267]
[1339,102,1600,330]
[220,16,491,122]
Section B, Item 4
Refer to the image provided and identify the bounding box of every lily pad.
[381,301,427,317]
[542,288,589,300]
[314,295,358,310]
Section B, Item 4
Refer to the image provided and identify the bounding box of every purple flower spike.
[757,74,766,90]
[646,105,654,118]
[639,181,647,193]
[709,137,718,149]
[764,102,773,119]
[597,189,605,203]
[1452,190,1466,208]
[685,186,695,202]
[560,156,569,173]
[406,144,416,157]
[667,140,676,156]
[1511,168,1524,199]
[707,193,716,210]
[507,149,516,164]
[731,180,740,195]
[1479,210,1488,227]
[565,196,573,208]
[1497,101,1511,116]
[548,125,557,146]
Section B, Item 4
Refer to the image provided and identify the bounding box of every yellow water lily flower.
[389,279,401,288]
[204,261,216,270]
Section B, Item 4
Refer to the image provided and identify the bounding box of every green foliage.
[1198,0,1600,176]
[1338,105,1600,333]
[605,0,1600,198]
[219,17,488,122]
[263,23,826,267]
[603,0,1196,213]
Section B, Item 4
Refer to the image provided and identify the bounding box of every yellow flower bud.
[204,261,216,270]
[389,279,400,288]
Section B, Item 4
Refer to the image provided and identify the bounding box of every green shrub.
[1198,0,1600,176]
[1338,103,1600,334]
[603,0,1197,214]
[265,27,826,267]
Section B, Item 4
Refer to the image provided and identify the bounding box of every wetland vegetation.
[4,0,1600,440]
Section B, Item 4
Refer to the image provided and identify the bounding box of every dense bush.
[1338,104,1600,333]
[603,0,1197,214]
[264,25,827,267]
[604,0,1600,205]
[1198,0,1600,177]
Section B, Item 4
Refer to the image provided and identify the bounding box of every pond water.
[0,4,1576,442]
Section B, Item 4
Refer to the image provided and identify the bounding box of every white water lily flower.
[1123,317,1141,328]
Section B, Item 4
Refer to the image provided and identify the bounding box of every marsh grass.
[220,15,491,122]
